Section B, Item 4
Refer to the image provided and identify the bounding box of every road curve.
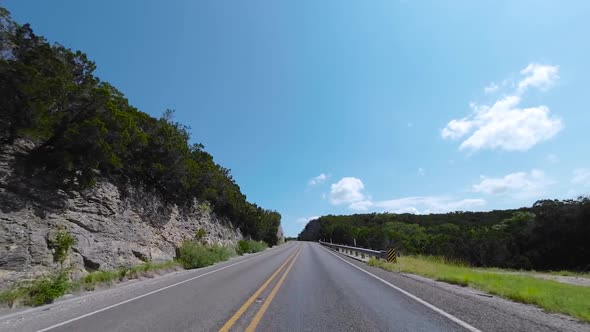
[0,242,586,332]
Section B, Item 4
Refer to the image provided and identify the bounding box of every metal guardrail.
[319,241,386,260]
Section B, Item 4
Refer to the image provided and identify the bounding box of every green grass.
[78,260,181,290]
[0,270,70,307]
[235,239,268,255]
[368,256,590,322]
[177,241,237,269]
[0,261,180,307]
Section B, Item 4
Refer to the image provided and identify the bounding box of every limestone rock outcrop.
[0,140,242,289]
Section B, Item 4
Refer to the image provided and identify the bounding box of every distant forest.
[299,198,590,271]
[0,8,280,245]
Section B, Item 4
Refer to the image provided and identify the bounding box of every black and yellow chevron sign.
[386,247,397,263]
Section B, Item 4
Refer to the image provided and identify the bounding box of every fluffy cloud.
[460,96,562,151]
[518,63,559,93]
[473,169,552,198]
[441,118,473,140]
[442,63,563,151]
[572,168,590,187]
[329,177,366,205]
[308,173,328,186]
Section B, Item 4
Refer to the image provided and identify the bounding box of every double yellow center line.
[219,246,301,332]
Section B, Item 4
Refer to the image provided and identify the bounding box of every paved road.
[0,242,586,332]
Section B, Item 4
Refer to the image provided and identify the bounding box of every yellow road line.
[245,247,301,332]
[218,246,300,332]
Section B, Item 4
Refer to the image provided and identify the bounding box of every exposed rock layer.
[0,140,242,289]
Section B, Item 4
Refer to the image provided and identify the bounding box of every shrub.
[50,229,76,264]
[177,241,235,269]
[195,228,207,241]
[236,240,268,255]
[25,271,70,306]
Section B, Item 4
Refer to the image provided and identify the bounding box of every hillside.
[298,199,590,271]
[0,8,280,287]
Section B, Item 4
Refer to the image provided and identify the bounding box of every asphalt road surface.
[0,242,586,332]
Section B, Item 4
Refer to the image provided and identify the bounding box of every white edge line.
[318,244,482,332]
[34,244,294,332]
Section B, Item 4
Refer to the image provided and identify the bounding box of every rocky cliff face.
[0,140,243,289]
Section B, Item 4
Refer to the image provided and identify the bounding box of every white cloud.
[308,173,328,186]
[441,118,473,140]
[460,97,562,151]
[328,176,485,213]
[484,82,499,94]
[572,168,590,187]
[374,196,486,214]
[329,177,366,205]
[349,200,374,211]
[442,63,563,151]
[518,63,559,93]
[473,169,552,198]
[296,216,320,225]
[418,168,425,176]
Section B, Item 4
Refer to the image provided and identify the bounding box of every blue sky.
[5,1,590,237]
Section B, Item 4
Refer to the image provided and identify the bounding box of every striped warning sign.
[386,247,397,263]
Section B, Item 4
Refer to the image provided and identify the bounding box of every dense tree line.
[0,8,280,245]
[299,198,590,271]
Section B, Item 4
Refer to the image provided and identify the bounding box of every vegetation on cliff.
[0,8,280,245]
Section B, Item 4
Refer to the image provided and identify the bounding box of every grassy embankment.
[0,240,268,308]
[368,255,590,322]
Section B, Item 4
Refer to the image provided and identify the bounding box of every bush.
[0,271,71,307]
[177,241,235,269]
[25,271,70,306]
[1,272,71,307]
[195,228,207,241]
[236,240,268,255]
[50,229,76,264]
